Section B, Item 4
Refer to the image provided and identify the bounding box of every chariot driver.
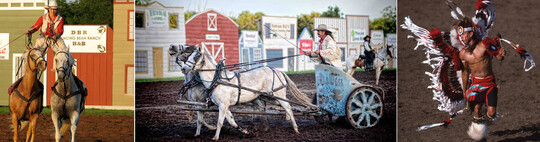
[429,17,506,138]
[363,35,376,70]
[305,24,342,69]
[25,0,67,53]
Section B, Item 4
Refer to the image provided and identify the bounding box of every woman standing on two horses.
[363,35,376,71]
[25,0,67,53]
[305,24,342,69]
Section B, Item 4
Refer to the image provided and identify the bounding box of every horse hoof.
[212,137,219,141]
[208,126,217,130]
[241,129,249,134]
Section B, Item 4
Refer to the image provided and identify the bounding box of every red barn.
[185,9,239,64]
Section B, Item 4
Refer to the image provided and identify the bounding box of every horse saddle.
[8,78,23,95]
[358,55,367,60]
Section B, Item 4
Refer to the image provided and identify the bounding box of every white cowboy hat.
[44,0,62,9]
[312,24,332,33]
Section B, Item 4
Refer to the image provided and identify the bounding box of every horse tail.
[19,121,28,132]
[10,120,28,132]
[281,72,318,108]
[60,119,71,136]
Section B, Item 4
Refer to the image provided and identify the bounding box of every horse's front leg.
[225,110,248,134]
[69,111,80,142]
[27,113,39,142]
[51,112,62,142]
[212,103,229,141]
[11,113,19,142]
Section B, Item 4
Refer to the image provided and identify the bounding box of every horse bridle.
[184,50,204,72]
[27,48,46,79]
[54,51,72,81]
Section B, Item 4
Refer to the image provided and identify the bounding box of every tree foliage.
[297,12,321,37]
[135,0,151,6]
[57,0,113,28]
[184,11,198,21]
[232,11,265,32]
[321,6,343,18]
[369,6,396,34]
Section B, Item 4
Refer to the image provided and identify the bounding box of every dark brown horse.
[8,44,46,142]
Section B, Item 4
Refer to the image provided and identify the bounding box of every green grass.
[0,107,134,116]
[136,77,184,83]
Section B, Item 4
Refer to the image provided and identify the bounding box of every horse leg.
[11,114,19,142]
[199,111,216,130]
[69,112,80,142]
[51,112,62,142]
[225,110,248,134]
[375,62,384,85]
[194,110,208,137]
[277,100,299,134]
[27,114,39,142]
[212,103,229,141]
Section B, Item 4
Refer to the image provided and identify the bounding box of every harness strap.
[235,72,241,105]
[11,82,43,120]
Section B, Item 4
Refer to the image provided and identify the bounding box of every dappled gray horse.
[50,49,87,142]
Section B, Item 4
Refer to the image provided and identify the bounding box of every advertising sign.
[386,33,397,46]
[62,25,107,53]
[146,9,168,28]
[350,28,368,43]
[243,31,258,47]
[0,33,8,60]
[299,39,313,53]
[266,23,293,39]
[371,30,384,46]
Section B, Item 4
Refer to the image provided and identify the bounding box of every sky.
[154,0,396,20]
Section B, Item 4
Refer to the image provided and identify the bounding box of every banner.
[146,9,168,28]
[350,29,368,43]
[243,31,258,47]
[62,25,107,53]
[371,30,384,46]
[0,33,8,60]
[299,39,313,53]
[386,33,397,46]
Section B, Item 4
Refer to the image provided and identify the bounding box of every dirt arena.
[0,113,134,141]
[136,70,396,141]
[398,0,540,141]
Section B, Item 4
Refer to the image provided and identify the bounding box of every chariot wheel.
[345,86,384,129]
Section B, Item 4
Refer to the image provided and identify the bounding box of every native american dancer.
[401,0,535,141]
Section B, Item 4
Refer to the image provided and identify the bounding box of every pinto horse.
[345,45,393,85]
[9,45,46,142]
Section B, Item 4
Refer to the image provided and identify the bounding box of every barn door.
[201,42,225,63]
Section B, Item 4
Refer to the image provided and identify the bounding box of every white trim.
[201,42,224,62]
[12,53,23,83]
[0,1,46,10]
[86,105,135,110]
[185,9,239,27]
[207,13,217,31]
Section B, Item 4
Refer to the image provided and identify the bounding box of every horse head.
[26,45,47,72]
[181,47,206,74]
[53,49,74,82]
[170,44,199,67]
